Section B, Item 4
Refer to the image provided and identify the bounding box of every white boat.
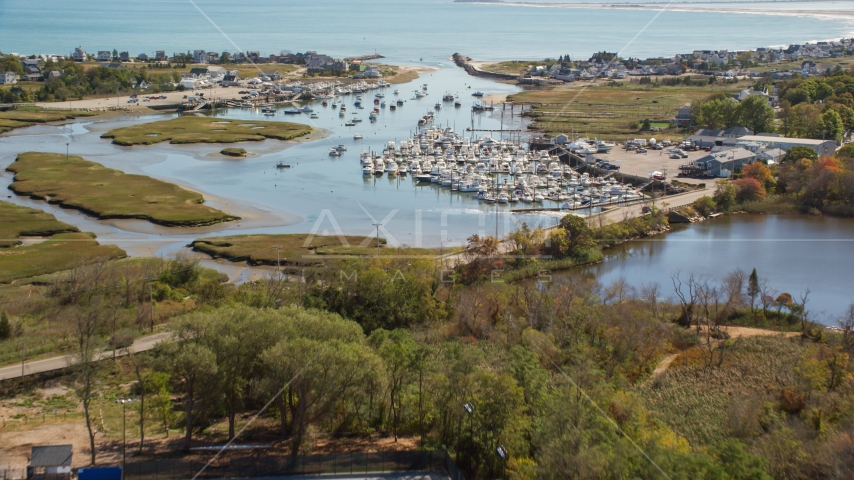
[301,105,313,113]
[472,91,484,97]
[354,133,363,139]
[352,117,363,123]
[394,89,400,95]
[336,145,347,152]
[329,149,341,157]
[310,113,318,119]
[345,121,355,126]
[362,165,374,175]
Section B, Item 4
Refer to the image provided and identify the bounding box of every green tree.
[0,56,24,76]
[713,439,772,480]
[261,309,381,458]
[220,52,231,65]
[558,214,595,258]
[713,180,737,211]
[747,268,760,310]
[0,311,10,340]
[819,109,844,142]
[369,328,416,441]
[780,146,818,163]
[154,341,217,451]
[735,95,776,134]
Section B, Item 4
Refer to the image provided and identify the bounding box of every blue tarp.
[78,467,122,480]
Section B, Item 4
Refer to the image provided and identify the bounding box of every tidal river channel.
[555,214,854,325]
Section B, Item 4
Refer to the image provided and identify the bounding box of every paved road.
[0,332,173,381]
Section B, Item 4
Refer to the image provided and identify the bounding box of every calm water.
[0,0,851,61]
[561,214,854,324]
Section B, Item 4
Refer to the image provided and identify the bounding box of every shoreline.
[458,1,854,20]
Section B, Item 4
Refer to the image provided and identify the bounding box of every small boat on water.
[345,121,356,126]
[284,108,301,114]
[472,91,484,97]
[352,117,363,123]
[276,162,292,168]
[454,100,462,108]
[310,113,319,119]
[336,145,347,152]
[389,104,396,110]
[394,89,400,95]
[354,133,363,139]
[443,93,455,102]
[301,105,313,113]
[329,149,341,157]
[397,100,404,106]
[264,112,275,117]
[380,101,386,108]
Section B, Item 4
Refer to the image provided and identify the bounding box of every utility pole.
[21,343,25,378]
[144,278,156,332]
[65,143,69,162]
[116,398,138,480]
[372,223,382,256]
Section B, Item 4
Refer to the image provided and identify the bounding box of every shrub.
[692,196,716,217]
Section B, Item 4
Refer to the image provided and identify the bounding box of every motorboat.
[472,91,484,97]
[310,113,319,119]
[352,117,363,123]
[301,105,313,113]
[362,165,374,175]
[284,108,301,114]
[276,162,292,168]
[394,89,400,95]
[443,93,455,102]
[354,133,363,139]
[345,121,356,126]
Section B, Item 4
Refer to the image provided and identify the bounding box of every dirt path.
[651,326,800,379]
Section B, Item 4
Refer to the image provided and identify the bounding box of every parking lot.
[595,145,712,184]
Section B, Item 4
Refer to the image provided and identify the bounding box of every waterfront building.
[0,72,18,84]
[96,51,111,62]
[72,47,86,62]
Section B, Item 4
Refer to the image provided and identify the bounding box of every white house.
[180,79,198,90]
[193,50,207,64]
[96,51,112,62]
[72,47,86,62]
[0,72,18,84]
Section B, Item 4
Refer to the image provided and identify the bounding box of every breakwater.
[452,53,518,80]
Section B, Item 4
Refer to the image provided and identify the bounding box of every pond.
[556,214,854,325]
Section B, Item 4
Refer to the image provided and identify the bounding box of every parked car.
[636,148,647,153]
[704,146,712,152]
[142,98,150,102]
[127,98,138,103]
[652,144,663,150]
[606,164,620,170]
[670,154,682,159]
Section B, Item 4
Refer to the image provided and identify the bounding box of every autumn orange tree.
[733,177,766,202]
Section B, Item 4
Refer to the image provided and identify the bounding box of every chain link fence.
[124,450,463,480]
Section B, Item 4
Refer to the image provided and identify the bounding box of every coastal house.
[119,51,129,62]
[0,72,18,84]
[206,52,220,64]
[193,50,207,64]
[72,47,86,62]
[221,73,240,86]
[363,65,381,78]
[671,103,692,128]
[102,63,125,69]
[756,148,786,164]
[680,147,757,177]
[180,78,198,90]
[27,445,72,480]
[96,51,112,62]
[138,53,149,61]
[154,50,167,62]
[46,70,62,81]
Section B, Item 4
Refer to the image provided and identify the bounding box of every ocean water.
[1,0,852,62]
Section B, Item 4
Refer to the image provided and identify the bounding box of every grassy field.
[0,201,80,248]
[191,234,461,267]
[481,60,557,76]
[0,107,97,133]
[220,147,247,157]
[509,80,743,140]
[101,116,313,146]
[0,232,125,284]
[7,152,238,226]
[635,335,807,447]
